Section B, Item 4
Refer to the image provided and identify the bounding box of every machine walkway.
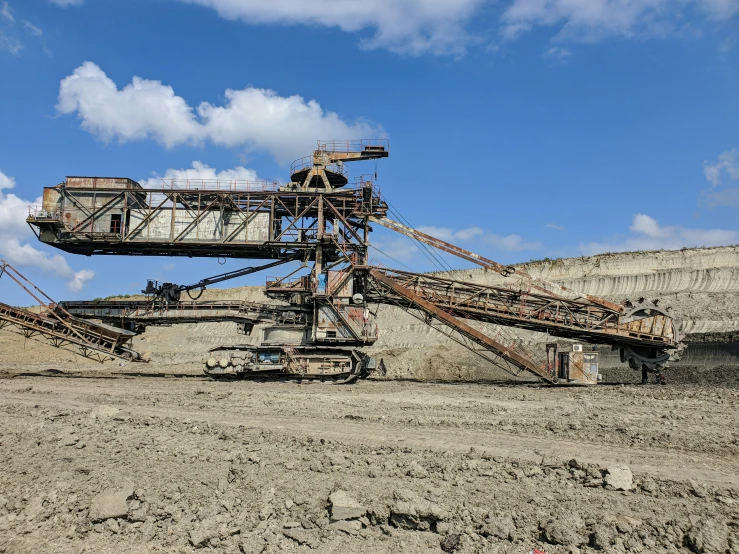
[61,299,310,330]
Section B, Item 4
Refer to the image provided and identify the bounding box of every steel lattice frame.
[368,268,679,349]
[30,185,387,262]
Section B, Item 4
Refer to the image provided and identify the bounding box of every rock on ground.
[604,465,634,491]
[89,484,134,522]
[89,405,121,421]
[329,490,366,521]
[686,518,731,554]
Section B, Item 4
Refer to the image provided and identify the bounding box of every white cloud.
[545,223,564,231]
[417,224,540,252]
[455,227,485,241]
[502,0,739,43]
[579,213,739,254]
[183,0,738,55]
[417,225,482,242]
[484,233,541,251]
[140,161,259,188]
[370,236,420,266]
[23,21,42,36]
[0,170,95,292]
[0,33,22,55]
[56,62,202,149]
[68,269,94,292]
[1,4,47,55]
[0,170,14,190]
[703,187,739,207]
[57,62,381,164]
[701,148,739,207]
[48,0,84,6]
[0,0,49,56]
[545,46,571,60]
[40,0,739,57]
[176,0,483,55]
[704,148,739,186]
[1,2,13,22]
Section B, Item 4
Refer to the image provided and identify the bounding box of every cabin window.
[110,214,122,234]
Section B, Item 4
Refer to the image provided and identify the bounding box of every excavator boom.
[363,217,682,380]
[366,268,679,347]
[369,216,624,313]
[367,268,550,380]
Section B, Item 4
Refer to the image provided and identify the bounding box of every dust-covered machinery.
[23,140,685,383]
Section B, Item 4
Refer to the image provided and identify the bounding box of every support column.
[316,196,324,274]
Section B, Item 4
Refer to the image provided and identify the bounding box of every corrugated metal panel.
[41,188,61,213]
[66,177,140,189]
[327,270,353,297]
[127,209,270,243]
[247,213,270,242]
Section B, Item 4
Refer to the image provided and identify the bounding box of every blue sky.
[0,0,738,302]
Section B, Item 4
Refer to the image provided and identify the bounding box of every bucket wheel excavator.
[22,140,684,383]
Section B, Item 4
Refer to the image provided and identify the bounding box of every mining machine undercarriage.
[21,140,684,384]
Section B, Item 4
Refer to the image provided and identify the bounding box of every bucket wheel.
[619,298,685,373]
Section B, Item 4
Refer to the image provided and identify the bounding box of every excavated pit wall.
[114,246,739,383]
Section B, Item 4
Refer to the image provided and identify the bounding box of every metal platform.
[60,299,310,329]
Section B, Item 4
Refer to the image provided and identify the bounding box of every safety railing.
[160,179,280,192]
[27,206,62,221]
[316,139,389,154]
[344,308,378,340]
[290,155,313,174]
[289,156,349,178]
[265,276,312,293]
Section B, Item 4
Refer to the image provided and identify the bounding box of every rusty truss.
[368,269,678,348]
[367,269,550,379]
[28,179,387,262]
[0,261,141,363]
[366,268,680,379]
[61,299,310,332]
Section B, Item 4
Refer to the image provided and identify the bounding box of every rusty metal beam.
[370,216,624,313]
[61,299,310,327]
[369,268,552,381]
[368,268,679,349]
[0,259,141,362]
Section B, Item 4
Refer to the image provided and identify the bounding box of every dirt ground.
[0,360,737,554]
